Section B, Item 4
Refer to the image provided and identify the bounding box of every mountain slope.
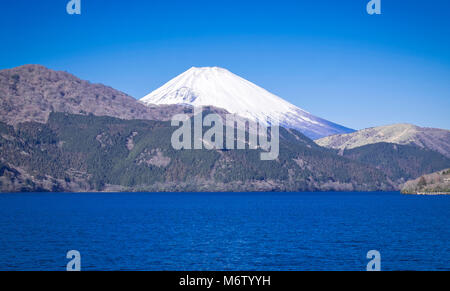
[342,143,450,184]
[0,64,190,125]
[316,124,450,158]
[0,112,394,192]
[140,67,354,139]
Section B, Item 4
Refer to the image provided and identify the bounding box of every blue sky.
[1,0,449,130]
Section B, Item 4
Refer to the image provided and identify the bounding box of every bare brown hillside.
[0,64,189,125]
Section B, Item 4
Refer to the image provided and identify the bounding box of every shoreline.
[405,192,450,196]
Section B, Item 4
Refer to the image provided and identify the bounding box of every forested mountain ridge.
[341,143,450,185]
[0,112,395,192]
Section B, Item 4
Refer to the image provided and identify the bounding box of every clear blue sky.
[1,0,449,130]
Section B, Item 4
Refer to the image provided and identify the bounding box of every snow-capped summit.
[140,67,354,139]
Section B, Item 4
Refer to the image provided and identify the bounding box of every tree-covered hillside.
[0,112,396,192]
[342,143,450,184]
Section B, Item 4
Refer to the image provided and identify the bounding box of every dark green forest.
[1,112,449,192]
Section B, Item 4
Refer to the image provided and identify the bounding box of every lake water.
[0,192,448,271]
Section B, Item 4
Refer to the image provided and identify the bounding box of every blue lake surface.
[0,192,448,271]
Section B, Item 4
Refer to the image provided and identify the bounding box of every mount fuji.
[140,67,354,139]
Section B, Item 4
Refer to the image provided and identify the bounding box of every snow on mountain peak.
[140,67,354,139]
